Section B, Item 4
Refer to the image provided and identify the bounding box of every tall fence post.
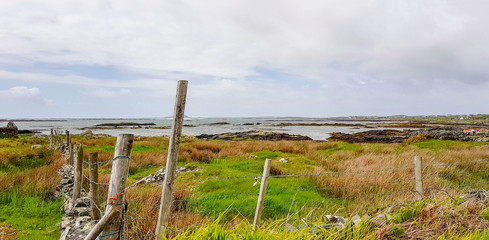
[89,152,101,221]
[253,158,272,227]
[155,80,188,239]
[100,134,134,240]
[73,144,83,205]
[414,156,423,198]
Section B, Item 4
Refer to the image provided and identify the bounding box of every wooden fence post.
[100,134,134,240]
[253,158,272,227]
[49,128,54,148]
[69,144,74,165]
[414,156,423,198]
[89,152,101,220]
[73,144,83,205]
[65,130,70,145]
[155,80,188,239]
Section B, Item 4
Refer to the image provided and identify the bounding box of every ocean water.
[0,117,396,141]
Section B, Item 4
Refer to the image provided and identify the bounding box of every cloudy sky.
[1,0,488,118]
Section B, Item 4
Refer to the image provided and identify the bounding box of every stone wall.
[0,122,18,138]
[56,165,96,240]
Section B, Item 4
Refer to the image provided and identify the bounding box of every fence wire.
[73,156,489,239]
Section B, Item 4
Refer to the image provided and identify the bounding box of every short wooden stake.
[253,158,272,227]
[101,134,134,240]
[155,80,188,239]
[414,156,423,198]
[73,144,83,204]
[89,152,101,220]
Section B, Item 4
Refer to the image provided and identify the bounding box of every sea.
[0,117,400,141]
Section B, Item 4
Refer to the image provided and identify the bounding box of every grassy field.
[2,134,489,239]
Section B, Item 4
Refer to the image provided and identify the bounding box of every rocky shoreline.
[328,128,489,143]
[196,130,313,141]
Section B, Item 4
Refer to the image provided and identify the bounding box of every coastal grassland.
[0,137,64,239]
[3,134,489,239]
[76,136,489,239]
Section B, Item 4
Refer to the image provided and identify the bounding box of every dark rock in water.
[18,129,39,134]
[408,127,488,142]
[0,121,18,138]
[328,127,489,143]
[95,122,156,127]
[206,122,230,125]
[328,130,410,143]
[196,130,312,141]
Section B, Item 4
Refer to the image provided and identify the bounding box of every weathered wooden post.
[49,128,54,148]
[69,144,74,165]
[414,156,423,198]
[100,134,134,240]
[253,158,272,227]
[65,130,70,145]
[89,152,101,220]
[155,80,188,239]
[73,144,84,205]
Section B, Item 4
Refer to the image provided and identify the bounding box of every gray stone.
[74,216,92,228]
[371,214,387,227]
[285,223,298,232]
[31,144,42,149]
[325,214,346,224]
[59,226,71,240]
[74,207,91,217]
[73,197,90,208]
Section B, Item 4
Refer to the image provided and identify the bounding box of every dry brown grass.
[312,143,489,199]
[269,162,288,176]
[124,186,201,239]
[0,151,64,194]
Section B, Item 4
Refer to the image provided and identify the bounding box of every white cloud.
[0,86,53,105]
[1,0,489,117]
[7,86,40,98]
[85,88,132,98]
[1,0,487,84]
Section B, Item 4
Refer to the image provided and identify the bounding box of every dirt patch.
[0,224,18,240]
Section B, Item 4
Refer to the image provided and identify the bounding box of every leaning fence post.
[155,80,188,239]
[89,152,101,220]
[414,156,423,198]
[253,158,272,227]
[100,134,134,240]
[73,144,83,205]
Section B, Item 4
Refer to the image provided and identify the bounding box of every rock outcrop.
[196,130,312,141]
[0,122,18,138]
[328,130,410,143]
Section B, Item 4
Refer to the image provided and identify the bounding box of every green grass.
[174,151,326,219]
[414,139,488,151]
[84,144,167,153]
[0,191,63,240]
[0,157,50,173]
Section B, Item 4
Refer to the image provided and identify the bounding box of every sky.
[1,0,489,118]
